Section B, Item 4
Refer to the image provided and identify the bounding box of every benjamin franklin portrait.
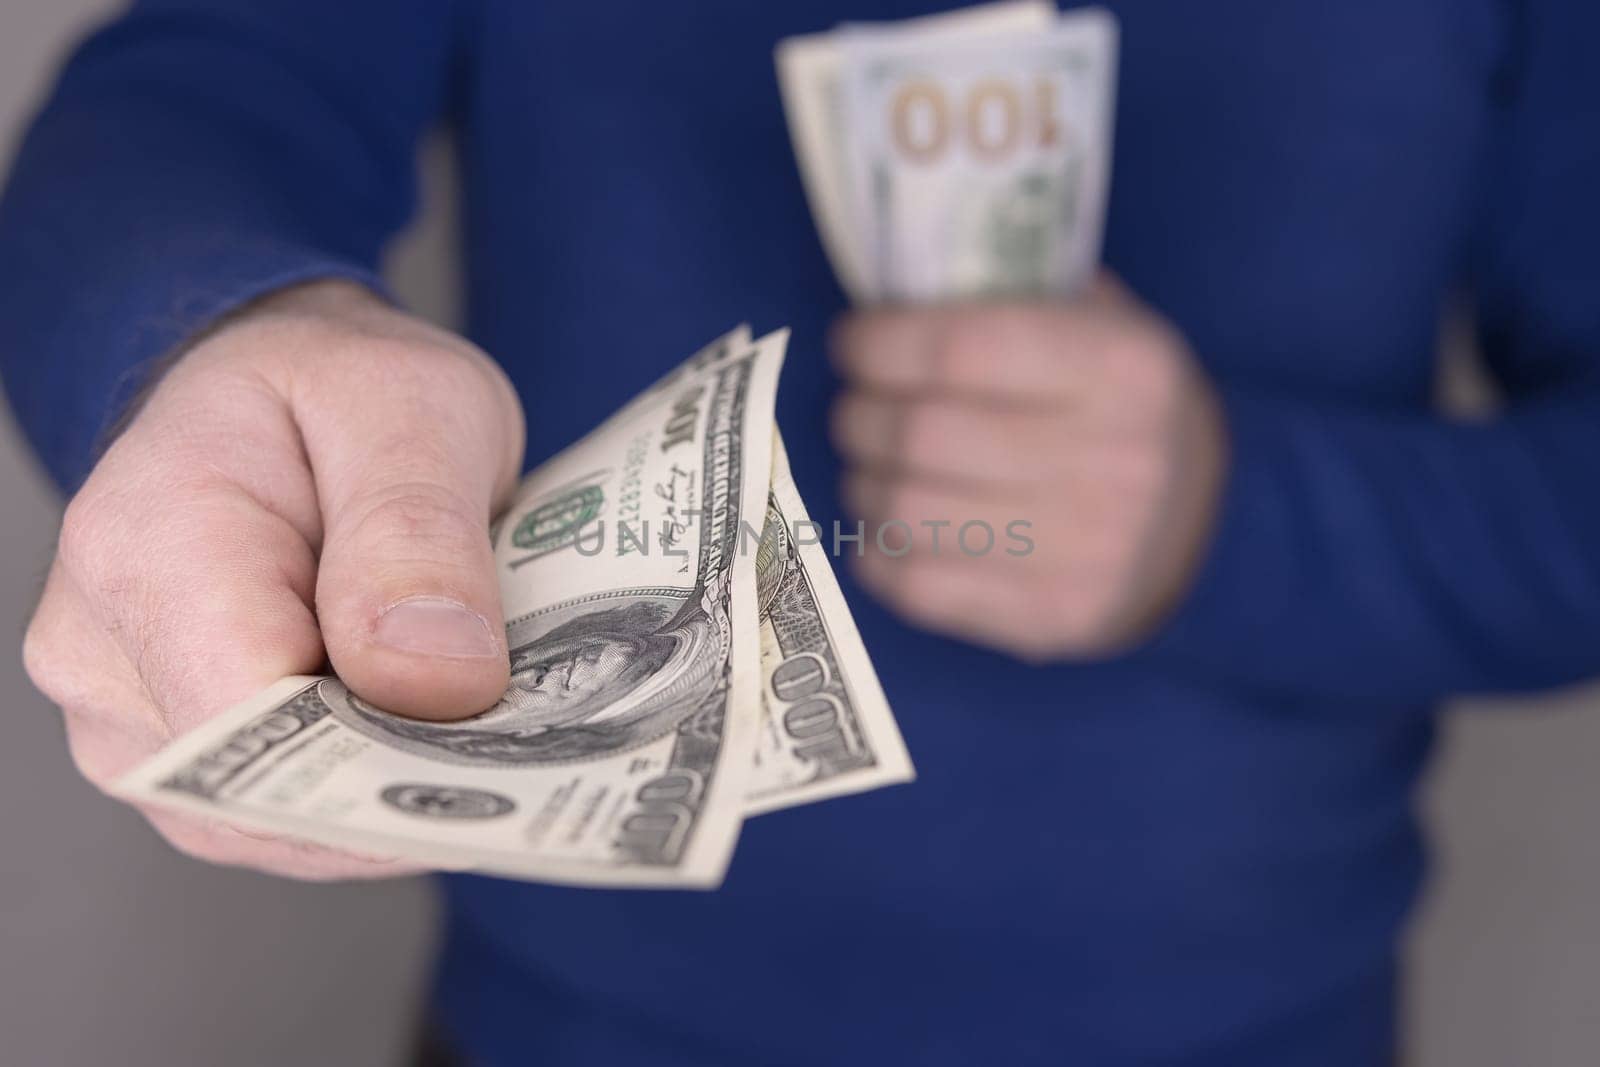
[326,592,726,766]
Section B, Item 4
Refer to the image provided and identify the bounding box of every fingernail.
[374,596,499,658]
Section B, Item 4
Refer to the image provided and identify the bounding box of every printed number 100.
[888,77,1065,165]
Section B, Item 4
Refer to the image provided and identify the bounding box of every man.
[4,1,1599,1064]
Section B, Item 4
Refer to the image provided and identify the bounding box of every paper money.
[117,328,789,888]
[747,431,913,814]
[777,2,1117,304]
[592,327,914,814]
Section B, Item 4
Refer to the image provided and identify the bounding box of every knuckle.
[334,337,432,393]
[56,487,118,582]
[21,614,64,697]
[61,480,197,592]
[57,480,186,605]
[20,622,93,714]
[933,325,992,388]
[334,341,524,486]
[343,480,485,558]
[432,345,510,410]
[353,335,509,410]
[898,402,948,461]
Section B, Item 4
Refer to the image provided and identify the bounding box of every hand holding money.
[24,279,524,879]
[829,273,1226,659]
[30,292,912,887]
[785,5,1223,656]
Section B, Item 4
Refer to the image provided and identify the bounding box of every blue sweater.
[4,2,1599,1064]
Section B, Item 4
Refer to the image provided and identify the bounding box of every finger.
[69,708,424,879]
[30,560,186,792]
[143,809,423,882]
[29,564,417,880]
[829,302,1112,402]
[47,341,347,732]
[58,478,327,736]
[300,344,525,720]
[25,560,164,745]
[839,467,1046,570]
[852,552,1063,662]
[831,391,1069,489]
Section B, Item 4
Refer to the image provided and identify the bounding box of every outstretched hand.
[24,280,525,878]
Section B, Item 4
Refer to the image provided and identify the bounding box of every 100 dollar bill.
[748,431,912,813]
[841,10,1117,302]
[776,2,1116,304]
[776,1,1057,303]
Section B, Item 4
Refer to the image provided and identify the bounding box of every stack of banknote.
[116,327,914,887]
[777,1,1118,304]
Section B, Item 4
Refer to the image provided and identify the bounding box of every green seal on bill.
[511,484,604,558]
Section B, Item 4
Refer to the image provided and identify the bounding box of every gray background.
[1,3,1598,1065]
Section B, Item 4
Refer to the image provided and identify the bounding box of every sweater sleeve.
[1143,0,1600,709]
[0,0,459,491]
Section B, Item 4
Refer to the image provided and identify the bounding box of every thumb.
[303,342,525,721]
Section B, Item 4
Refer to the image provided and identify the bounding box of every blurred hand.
[23,280,525,879]
[830,273,1225,661]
